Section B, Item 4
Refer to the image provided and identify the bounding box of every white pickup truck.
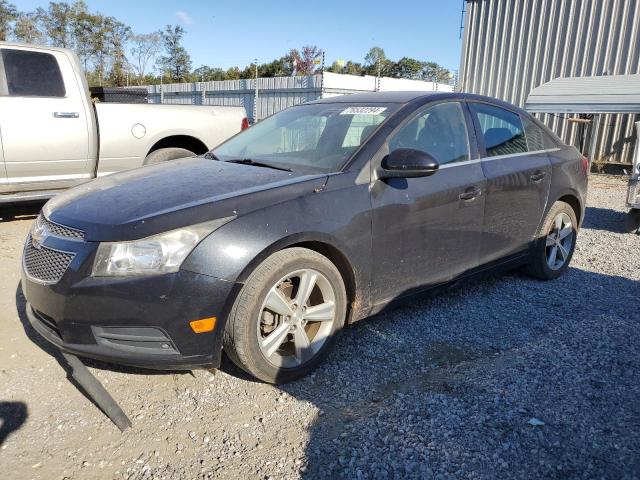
[0,42,248,203]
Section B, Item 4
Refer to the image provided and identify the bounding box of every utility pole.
[376,58,381,92]
[319,50,326,98]
[253,58,258,123]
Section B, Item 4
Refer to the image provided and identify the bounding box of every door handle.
[459,186,482,201]
[530,170,547,183]
[53,112,79,118]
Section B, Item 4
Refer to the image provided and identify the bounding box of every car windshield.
[211,103,399,173]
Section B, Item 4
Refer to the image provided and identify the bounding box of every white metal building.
[459,0,640,168]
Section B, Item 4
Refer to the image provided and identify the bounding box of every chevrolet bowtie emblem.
[31,220,48,249]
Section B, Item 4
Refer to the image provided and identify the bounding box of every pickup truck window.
[1,49,65,98]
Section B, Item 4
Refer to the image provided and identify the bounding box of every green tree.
[0,0,17,41]
[343,60,365,76]
[13,11,44,43]
[258,55,294,77]
[364,46,392,76]
[390,57,426,79]
[192,65,226,82]
[225,66,241,80]
[36,1,78,48]
[158,24,191,82]
[422,61,452,84]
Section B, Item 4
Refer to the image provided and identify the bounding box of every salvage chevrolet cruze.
[22,92,588,383]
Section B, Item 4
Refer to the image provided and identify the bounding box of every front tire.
[223,248,347,383]
[143,147,195,165]
[525,201,578,280]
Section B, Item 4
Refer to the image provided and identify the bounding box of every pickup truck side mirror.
[377,148,439,179]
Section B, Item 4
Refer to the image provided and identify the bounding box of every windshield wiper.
[225,158,292,172]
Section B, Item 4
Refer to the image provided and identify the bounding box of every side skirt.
[359,252,530,321]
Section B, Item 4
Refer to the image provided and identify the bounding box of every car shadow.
[270,266,639,478]
[0,402,28,447]
[0,201,45,222]
[582,205,633,233]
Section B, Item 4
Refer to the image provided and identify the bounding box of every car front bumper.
[21,243,240,370]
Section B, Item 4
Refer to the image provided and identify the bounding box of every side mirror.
[377,148,439,179]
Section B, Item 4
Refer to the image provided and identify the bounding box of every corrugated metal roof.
[526,75,640,113]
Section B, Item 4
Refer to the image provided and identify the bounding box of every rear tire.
[143,147,195,165]
[524,201,578,280]
[223,248,347,384]
[624,209,640,234]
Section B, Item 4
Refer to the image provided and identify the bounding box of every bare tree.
[289,45,321,76]
[129,32,161,84]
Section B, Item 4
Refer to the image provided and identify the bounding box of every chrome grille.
[37,214,84,239]
[23,236,75,284]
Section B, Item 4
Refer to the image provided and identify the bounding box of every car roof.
[309,91,529,115]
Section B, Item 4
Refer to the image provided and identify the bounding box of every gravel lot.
[1,176,639,480]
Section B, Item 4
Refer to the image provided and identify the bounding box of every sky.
[16,0,466,72]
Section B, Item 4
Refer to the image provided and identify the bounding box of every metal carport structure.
[526,74,640,225]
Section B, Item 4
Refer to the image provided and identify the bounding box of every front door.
[370,101,485,303]
[0,47,90,192]
[468,102,552,263]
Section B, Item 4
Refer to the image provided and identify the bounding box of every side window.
[522,116,545,151]
[470,103,527,157]
[389,102,470,165]
[1,49,65,97]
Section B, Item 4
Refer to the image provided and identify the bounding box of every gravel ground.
[1,175,639,480]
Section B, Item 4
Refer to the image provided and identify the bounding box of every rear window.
[1,49,65,97]
[470,103,528,157]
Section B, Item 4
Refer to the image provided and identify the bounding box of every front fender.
[181,175,373,318]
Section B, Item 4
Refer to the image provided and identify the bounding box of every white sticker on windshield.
[340,106,387,115]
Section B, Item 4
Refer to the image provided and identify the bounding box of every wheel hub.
[257,268,337,368]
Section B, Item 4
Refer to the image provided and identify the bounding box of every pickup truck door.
[0,47,91,192]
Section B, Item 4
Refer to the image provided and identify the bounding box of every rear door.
[0,47,90,192]
[468,102,552,264]
[370,101,485,302]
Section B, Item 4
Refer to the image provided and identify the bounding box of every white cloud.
[176,11,193,25]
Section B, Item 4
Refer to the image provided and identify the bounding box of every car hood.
[45,157,328,241]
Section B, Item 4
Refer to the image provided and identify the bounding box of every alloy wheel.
[545,212,574,270]
[257,268,337,368]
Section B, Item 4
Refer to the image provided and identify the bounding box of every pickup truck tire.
[143,147,195,165]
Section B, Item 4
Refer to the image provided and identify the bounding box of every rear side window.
[470,103,527,157]
[1,49,65,97]
[523,116,546,151]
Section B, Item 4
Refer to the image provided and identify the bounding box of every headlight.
[92,218,232,277]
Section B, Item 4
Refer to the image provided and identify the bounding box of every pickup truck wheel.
[143,147,195,165]
[524,201,577,280]
[223,248,347,384]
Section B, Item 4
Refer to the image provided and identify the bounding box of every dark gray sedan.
[22,92,588,383]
